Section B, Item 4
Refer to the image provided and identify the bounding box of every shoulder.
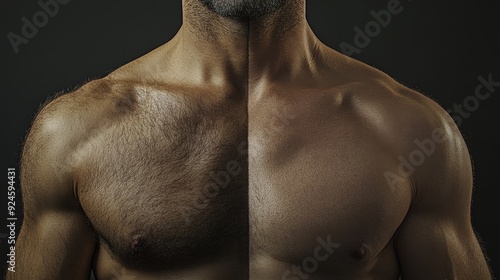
[336,57,460,153]
[19,78,119,216]
[25,78,123,145]
[340,58,472,205]
[21,78,138,184]
[19,77,149,221]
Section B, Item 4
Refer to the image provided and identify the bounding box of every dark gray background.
[1,0,499,278]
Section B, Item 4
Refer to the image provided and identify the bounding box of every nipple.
[351,244,368,260]
[130,233,146,253]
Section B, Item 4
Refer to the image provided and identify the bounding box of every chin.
[200,0,289,19]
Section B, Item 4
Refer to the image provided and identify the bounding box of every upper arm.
[395,97,491,280]
[7,96,96,280]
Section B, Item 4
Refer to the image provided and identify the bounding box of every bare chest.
[75,92,248,269]
[248,93,412,271]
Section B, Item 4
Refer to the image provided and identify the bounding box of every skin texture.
[7,0,491,279]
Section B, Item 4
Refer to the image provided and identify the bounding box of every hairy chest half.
[73,90,249,269]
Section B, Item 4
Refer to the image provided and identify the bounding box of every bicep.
[9,211,96,280]
[396,211,487,280]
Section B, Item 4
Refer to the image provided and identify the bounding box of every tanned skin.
[8,0,491,279]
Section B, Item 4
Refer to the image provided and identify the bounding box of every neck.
[247,1,320,81]
[163,0,323,88]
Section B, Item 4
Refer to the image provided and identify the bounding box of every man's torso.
[66,64,416,279]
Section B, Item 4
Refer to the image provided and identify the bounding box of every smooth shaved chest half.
[248,81,415,279]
